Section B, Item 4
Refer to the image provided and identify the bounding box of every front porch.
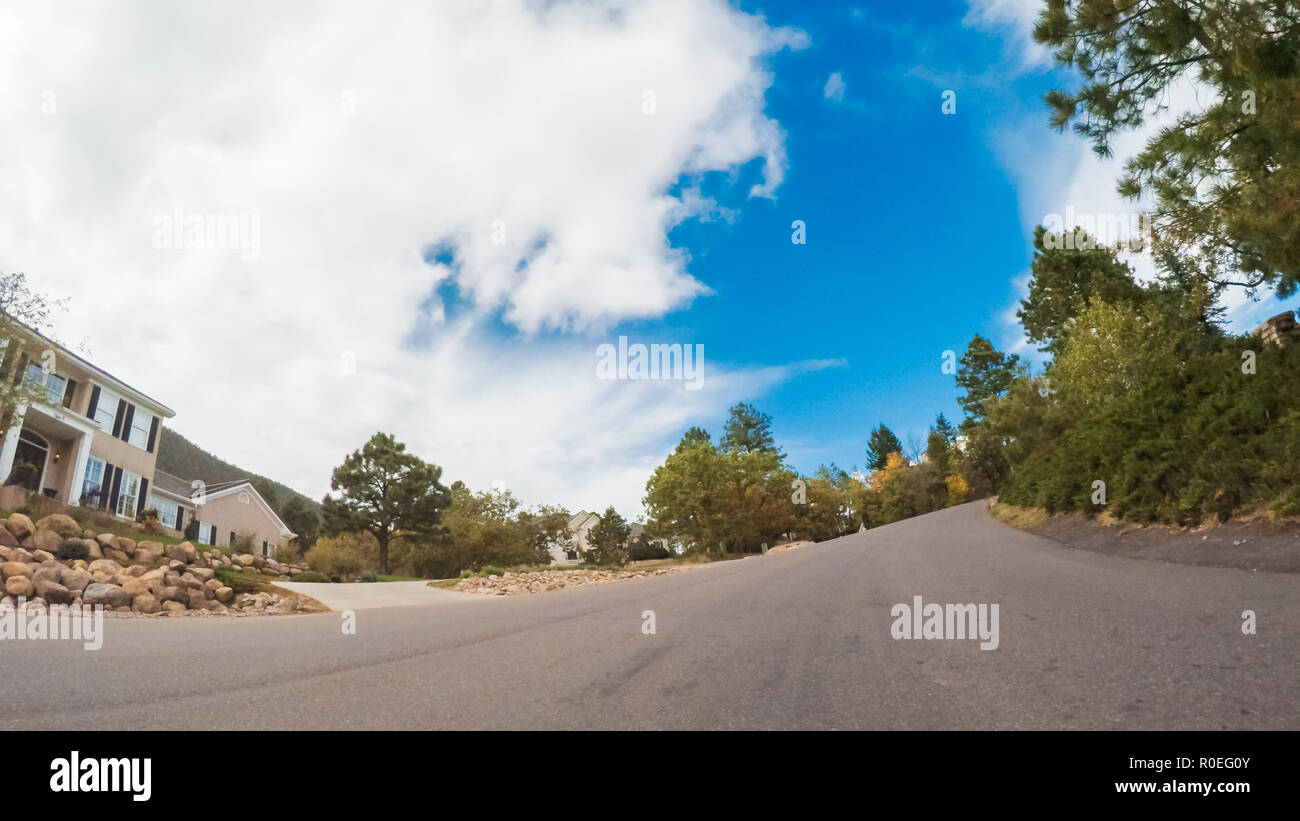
[0,402,97,507]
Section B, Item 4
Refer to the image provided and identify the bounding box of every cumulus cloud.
[0,0,808,517]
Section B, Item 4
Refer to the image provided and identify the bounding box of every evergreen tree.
[719,403,780,455]
[955,335,1022,423]
[866,424,903,471]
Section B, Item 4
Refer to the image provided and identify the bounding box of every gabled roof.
[151,469,296,539]
[24,326,175,418]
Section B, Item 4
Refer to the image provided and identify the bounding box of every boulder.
[179,572,203,590]
[166,559,184,572]
[9,547,33,563]
[1,561,32,579]
[131,593,161,614]
[234,554,255,568]
[84,539,102,559]
[82,583,132,608]
[60,567,93,593]
[0,527,17,548]
[4,575,34,597]
[89,559,122,576]
[162,601,187,614]
[131,548,156,566]
[117,537,136,556]
[189,567,215,583]
[261,567,280,577]
[103,547,131,565]
[4,513,35,541]
[122,575,161,597]
[30,528,62,556]
[121,564,148,578]
[157,585,186,604]
[32,564,63,586]
[35,514,82,539]
[203,600,227,613]
[33,548,57,564]
[214,586,234,603]
[186,589,207,610]
[34,578,74,605]
[96,533,121,552]
[82,528,95,539]
[204,578,223,593]
[0,546,10,561]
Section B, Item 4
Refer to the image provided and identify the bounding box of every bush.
[183,517,200,540]
[290,571,329,583]
[628,539,670,561]
[230,531,258,554]
[56,539,90,561]
[307,532,377,577]
[214,565,263,594]
[137,508,164,535]
[360,573,378,583]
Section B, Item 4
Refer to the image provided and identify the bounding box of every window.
[23,363,68,406]
[150,496,180,530]
[92,386,120,431]
[115,470,141,519]
[262,540,269,557]
[81,456,106,504]
[196,522,215,546]
[127,409,153,449]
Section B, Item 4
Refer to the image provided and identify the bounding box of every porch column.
[66,431,94,506]
[0,402,28,485]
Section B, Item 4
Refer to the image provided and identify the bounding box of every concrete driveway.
[275,580,483,610]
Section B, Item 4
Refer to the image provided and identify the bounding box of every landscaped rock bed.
[0,512,321,616]
[454,566,687,596]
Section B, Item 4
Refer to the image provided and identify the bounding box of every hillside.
[155,427,322,516]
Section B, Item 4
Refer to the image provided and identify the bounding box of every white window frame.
[92,385,120,432]
[127,408,152,450]
[24,362,68,405]
[149,495,179,530]
[115,469,141,519]
[82,455,106,502]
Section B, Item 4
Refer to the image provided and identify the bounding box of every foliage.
[865,424,903,471]
[320,432,451,574]
[290,571,329,583]
[56,539,90,561]
[584,505,631,565]
[280,496,320,550]
[214,565,264,595]
[719,402,781,456]
[306,531,378,577]
[955,335,1022,423]
[1034,0,1300,296]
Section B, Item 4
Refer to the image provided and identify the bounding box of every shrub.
[137,508,164,535]
[290,571,329,583]
[307,532,377,577]
[56,539,90,561]
[214,565,263,594]
[628,538,670,561]
[360,573,378,583]
[183,517,200,540]
[230,531,259,554]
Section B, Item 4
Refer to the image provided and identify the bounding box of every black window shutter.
[99,463,114,509]
[12,353,28,386]
[87,385,101,420]
[62,379,76,409]
[111,400,126,437]
[108,467,123,513]
[120,403,135,442]
[146,416,159,453]
[175,506,184,533]
[138,478,149,517]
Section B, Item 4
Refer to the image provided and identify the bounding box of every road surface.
[2,502,1296,729]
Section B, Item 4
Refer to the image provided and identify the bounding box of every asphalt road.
[2,502,1296,729]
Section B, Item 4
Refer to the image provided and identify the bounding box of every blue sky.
[4,0,1293,517]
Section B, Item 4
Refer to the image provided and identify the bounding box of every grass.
[990,501,1052,530]
[0,505,187,546]
[375,574,421,582]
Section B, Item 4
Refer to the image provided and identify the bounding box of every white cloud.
[823,72,846,102]
[0,0,809,518]
[964,0,1052,68]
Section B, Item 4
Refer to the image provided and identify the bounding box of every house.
[556,510,669,563]
[147,469,296,558]
[556,510,600,564]
[0,328,175,520]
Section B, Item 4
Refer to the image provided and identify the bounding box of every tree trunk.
[378,533,389,575]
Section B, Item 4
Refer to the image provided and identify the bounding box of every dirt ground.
[993,502,1300,573]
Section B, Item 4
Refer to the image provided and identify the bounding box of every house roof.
[26,326,175,418]
[151,469,296,539]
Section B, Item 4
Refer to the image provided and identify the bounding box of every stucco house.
[0,328,175,518]
[147,470,296,557]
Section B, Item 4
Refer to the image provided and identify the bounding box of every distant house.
[0,328,175,518]
[147,469,295,557]
[557,510,668,564]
